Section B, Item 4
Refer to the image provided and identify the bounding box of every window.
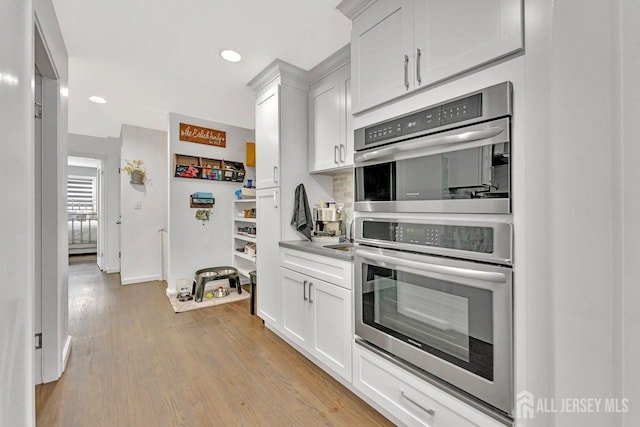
[67,175,98,252]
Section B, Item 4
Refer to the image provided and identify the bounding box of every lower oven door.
[355,245,513,414]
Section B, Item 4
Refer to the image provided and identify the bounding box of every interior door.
[96,163,105,270]
[33,66,43,385]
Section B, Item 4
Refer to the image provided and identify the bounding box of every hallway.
[35,259,391,426]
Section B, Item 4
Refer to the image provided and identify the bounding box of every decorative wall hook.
[195,209,210,225]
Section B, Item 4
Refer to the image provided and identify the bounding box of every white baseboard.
[166,287,177,296]
[62,335,72,371]
[106,266,120,274]
[121,274,161,285]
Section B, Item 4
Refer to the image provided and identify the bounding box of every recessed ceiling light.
[220,49,242,63]
[89,96,106,104]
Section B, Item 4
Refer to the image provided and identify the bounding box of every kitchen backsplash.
[332,171,354,233]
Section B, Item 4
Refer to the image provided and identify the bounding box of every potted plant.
[123,159,146,184]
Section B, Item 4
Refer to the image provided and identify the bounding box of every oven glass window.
[362,264,494,381]
[356,162,395,201]
[356,143,509,203]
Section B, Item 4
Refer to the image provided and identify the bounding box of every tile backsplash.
[332,171,354,233]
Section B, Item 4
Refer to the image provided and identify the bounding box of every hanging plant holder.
[130,169,145,185]
[123,159,146,185]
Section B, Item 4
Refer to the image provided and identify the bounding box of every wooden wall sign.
[179,123,226,148]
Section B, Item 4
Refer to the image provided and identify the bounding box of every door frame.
[34,13,69,385]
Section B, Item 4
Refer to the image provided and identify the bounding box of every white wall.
[622,1,640,425]
[167,112,255,293]
[120,125,168,284]
[523,0,625,425]
[68,133,121,272]
[0,1,35,425]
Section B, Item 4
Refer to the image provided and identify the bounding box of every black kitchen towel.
[291,183,314,241]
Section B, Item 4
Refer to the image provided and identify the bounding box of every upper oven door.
[354,245,513,414]
[354,117,510,214]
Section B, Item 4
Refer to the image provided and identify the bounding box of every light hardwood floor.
[35,259,392,426]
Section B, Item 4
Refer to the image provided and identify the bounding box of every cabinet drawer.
[280,247,352,289]
[353,343,506,427]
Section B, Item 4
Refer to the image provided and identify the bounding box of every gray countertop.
[279,240,354,261]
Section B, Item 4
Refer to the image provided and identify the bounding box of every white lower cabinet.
[309,278,351,380]
[279,249,353,382]
[353,343,506,427]
[281,268,311,348]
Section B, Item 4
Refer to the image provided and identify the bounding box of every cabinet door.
[309,74,342,172]
[280,268,311,349]
[413,0,523,88]
[256,188,281,326]
[255,84,280,189]
[351,0,414,113]
[309,278,352,381]
[339,65,354,168]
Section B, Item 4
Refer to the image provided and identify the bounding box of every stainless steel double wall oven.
[353,82,514,416]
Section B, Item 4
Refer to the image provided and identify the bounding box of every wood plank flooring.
[35,259,392,427]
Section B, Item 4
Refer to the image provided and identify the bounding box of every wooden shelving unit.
[174,153,246,182]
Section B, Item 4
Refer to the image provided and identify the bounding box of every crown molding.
[336,0,377,20]
[247,59,310,93]
[307,44,351,85]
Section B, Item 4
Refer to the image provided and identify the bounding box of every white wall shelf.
[234,217,256,223]
[234,252,256,262]
[233,198,257,284]
[237,267,253,278]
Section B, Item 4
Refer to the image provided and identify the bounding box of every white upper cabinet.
[413,0,523,87]
[351,0,414,114]
[349,0,523,113]
[309,74,342,171]
[309,62,354,173]
[255,84,280,189]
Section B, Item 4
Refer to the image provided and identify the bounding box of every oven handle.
[354,125,504,164]
[357,249,507,283]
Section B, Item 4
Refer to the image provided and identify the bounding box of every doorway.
[67,156,103,267]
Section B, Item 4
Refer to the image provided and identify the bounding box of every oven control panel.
[364,93,482,146]
[362,220,494,254]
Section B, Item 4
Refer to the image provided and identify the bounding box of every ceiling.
[52,0,351,138]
